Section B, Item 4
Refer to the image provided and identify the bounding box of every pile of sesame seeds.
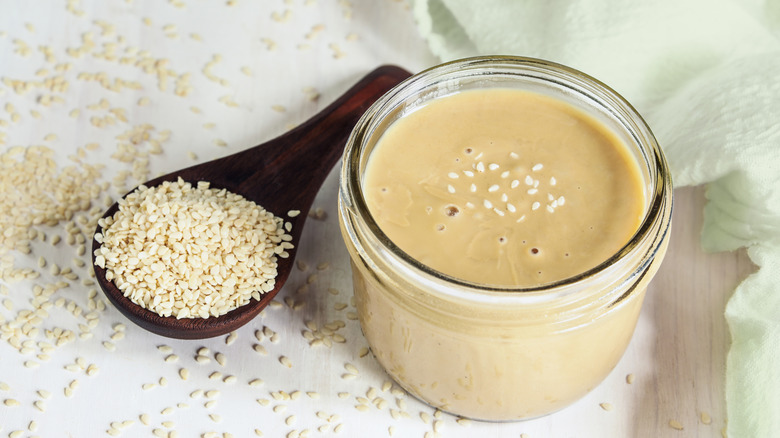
[94,178,293,319]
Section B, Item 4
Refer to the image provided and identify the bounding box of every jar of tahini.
[338,56,673,421]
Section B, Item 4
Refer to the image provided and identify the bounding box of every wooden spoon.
[91,65,412,339]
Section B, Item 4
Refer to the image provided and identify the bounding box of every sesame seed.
[510,180,520,188]
[546,205,555,213]
[463,170,474,177]
[447,184,455,194]
[626,373,635,384]
[447,172,459,179]
[527,188,538,195]
[525,175,534,185]
[500,171,510,178]
[475,162,485,172]
[488,163,499,171]
[532,202,540,210]
[532,163,544,171]
[669,419,684,430]
[488,184,499,192]
[600,402,613,411]
[550,176,557,185]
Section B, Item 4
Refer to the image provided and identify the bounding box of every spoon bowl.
[92,65,411,339]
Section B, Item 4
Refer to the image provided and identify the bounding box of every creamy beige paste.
[363,89,645,286]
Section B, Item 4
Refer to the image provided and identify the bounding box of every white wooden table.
[0,2,751,437]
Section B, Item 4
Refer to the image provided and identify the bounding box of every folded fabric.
[411,0,780,436]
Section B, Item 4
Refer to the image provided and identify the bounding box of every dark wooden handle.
[168,65,413,216]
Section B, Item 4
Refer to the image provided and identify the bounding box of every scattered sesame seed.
[700,411,712,425]
[668,419,684,430]
[600,402,613,411]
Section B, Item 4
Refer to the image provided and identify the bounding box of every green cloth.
[411,1,780,436]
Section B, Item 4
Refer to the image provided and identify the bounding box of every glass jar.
[338,56,672,421]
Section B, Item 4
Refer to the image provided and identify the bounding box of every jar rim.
[340,55,672,303]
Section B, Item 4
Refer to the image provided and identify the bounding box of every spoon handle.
[180,65,412,217]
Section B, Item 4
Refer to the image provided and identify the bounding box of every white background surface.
[0,1,752,437]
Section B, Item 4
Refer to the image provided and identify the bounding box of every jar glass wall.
[338,56,672,421]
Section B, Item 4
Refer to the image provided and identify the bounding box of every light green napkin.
[411,0,780,436]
